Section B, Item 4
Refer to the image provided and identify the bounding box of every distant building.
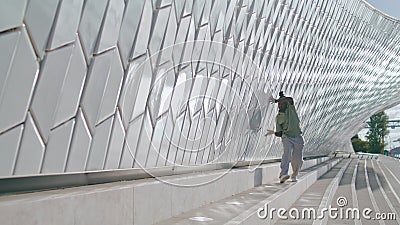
[390,147,400,158]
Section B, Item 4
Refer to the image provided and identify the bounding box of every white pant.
[280,135,304,177]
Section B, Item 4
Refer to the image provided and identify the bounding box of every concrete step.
[0,157,332,225]
[276,158,352,225]
[351,159,399,225]
[278,157,400,225]
[157,158,343,225]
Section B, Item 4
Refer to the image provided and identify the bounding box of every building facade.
[0,0,400,178]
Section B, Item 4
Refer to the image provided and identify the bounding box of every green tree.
[351,135,369,152]
[366,111,389,154]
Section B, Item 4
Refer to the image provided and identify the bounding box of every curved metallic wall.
[0,0,400,177]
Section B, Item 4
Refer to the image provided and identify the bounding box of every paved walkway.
[158,156,400,225]
[278,157,400,225]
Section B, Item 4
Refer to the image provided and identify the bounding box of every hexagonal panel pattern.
[0,0,399,178]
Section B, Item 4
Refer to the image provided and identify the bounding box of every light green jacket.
[276,103,302,137]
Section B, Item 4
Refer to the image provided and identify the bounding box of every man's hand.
[269,96,276,104]
[275,131,283,137]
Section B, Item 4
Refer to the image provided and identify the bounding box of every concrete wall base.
[0,157,330,225]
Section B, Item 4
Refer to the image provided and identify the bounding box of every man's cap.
[274,91,287,103]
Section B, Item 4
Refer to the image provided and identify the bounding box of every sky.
[364,0,400,19]
[357,0,400,150]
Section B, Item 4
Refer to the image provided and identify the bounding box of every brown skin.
[277,97,293,112]
[278,101,287,112]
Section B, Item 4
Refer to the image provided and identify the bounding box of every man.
[267,92,304,183]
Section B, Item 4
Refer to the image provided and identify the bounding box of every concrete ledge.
[0,157,330,225]
[226,158,341,225]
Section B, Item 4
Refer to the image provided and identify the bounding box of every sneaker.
[291,176,297,182]
[279,175,290,183]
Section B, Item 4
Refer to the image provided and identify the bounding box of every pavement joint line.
[222,158,342,225]
[381,159,400,188]
[364,159,385,225]
[312,159,352,225]
[351,159,362,225]
[372,160,400,224]
[376,159,400,205]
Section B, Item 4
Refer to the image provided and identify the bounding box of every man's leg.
[290,136,304,177]
[280,136,293,177]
